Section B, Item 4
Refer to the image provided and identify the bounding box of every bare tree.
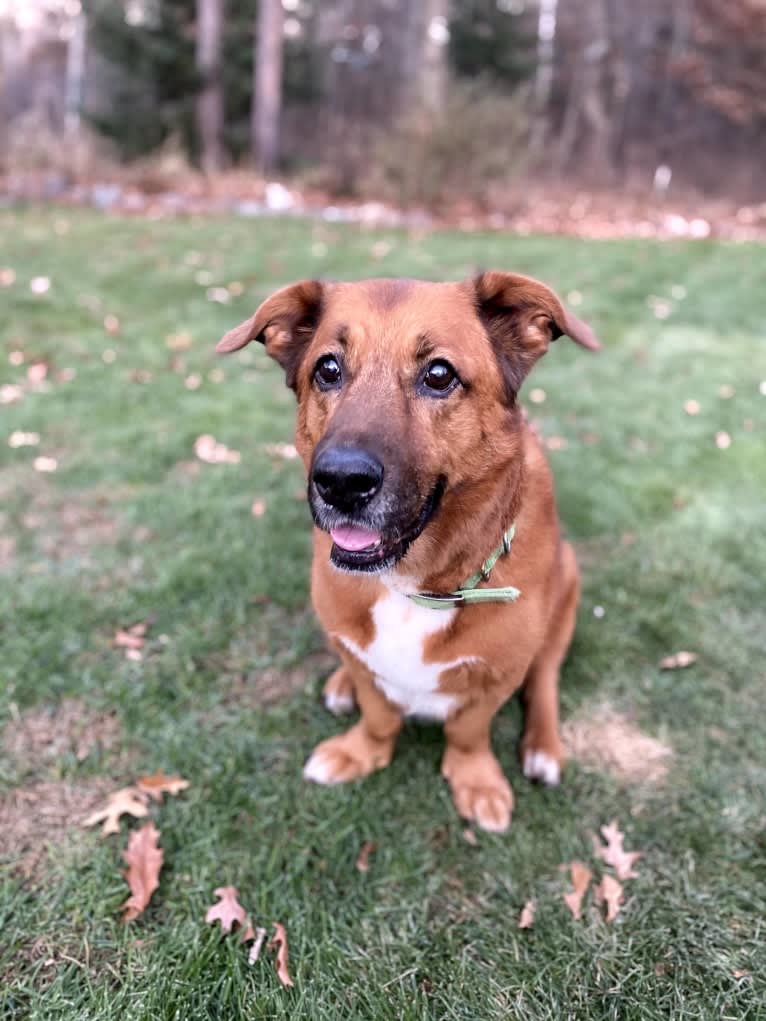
[252,0,284,174]
[196,0,225,173]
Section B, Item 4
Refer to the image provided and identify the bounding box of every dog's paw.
[322,668,356,716]
[303,726,393,785]
[442,747,514,834]
[522,748,562,787]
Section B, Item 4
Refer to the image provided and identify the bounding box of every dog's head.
[217,273,598,573]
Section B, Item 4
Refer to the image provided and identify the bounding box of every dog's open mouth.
[324,479,445,573]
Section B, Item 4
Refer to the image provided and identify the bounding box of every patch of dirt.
[3,698,123,774]
[0,779,110,882]
[562,704,673,784]
[223,649,338,707]
[23,492,119,562]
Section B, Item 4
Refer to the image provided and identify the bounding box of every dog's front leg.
[441,692,514,834]
[304,666,403,785]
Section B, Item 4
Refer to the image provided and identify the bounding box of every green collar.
[407,524,521,610]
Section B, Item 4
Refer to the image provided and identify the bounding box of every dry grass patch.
[563,704,673,784]
[4,698,123,777]
[222,649,337,708]
[0,779,111,882]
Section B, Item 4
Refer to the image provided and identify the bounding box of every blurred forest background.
[1,0,764,223]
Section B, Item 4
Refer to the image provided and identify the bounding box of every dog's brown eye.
[422,359,458,395]
[314,355,342,390]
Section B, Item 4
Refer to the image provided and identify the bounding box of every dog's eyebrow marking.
[415,334,436,360]
[335,325,349,349]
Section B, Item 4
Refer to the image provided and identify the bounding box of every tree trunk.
[252,0,284,174]
[196,0,225,174]
[406,0,448,118]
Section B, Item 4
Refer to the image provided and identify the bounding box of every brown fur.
[217,273,599,833]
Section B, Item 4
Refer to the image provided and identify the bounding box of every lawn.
[1,208,765,1020]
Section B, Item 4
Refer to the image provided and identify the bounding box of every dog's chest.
[336,583,476,719]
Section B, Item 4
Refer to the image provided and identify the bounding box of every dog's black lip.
[317,477,446,573]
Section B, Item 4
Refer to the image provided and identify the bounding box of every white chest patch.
[336,580,478,720]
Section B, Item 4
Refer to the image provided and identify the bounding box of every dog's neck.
[395,425,526,595]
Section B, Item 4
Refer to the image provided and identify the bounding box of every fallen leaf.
[355,840,376,873]
[596,821,642,879]
[683,399,700,415]
[121,822,163,922]
[0,384,24,404]
[518,900,536,929]
[248,926,268,964]
[718,384,735,399]
[166,331,193,351]
[462,827,478,845]
[660,650,698,670]
[545,435,567,451]
[104,314,121,335]
[205,886,247,933]
[733,969,750,979]
[30,276,51,295]
[26,362,49,385]
[529,388,546,404]
[208,368,225,383]
[83,787,149,835]
[715,431,731,449]
[184,373,202,390]
[0,267,16,286]
[8,431,40,448]
[114,621,150,656]
[594,873,624,922]
[269,922,294,987]
[33,456,57,473]
[9,350,24,365]
[136,771,190,802]
[262,442,298,460]
[251,498,266,518]
[194,434,241,465]
[563,861,592,920]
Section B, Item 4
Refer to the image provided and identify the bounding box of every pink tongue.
[330,525,382,552]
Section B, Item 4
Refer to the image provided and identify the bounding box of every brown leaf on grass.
[659,650,698,670]
[594,873,624,922]
[194,434,241,465]
[26,362,49,385]
[248,927,268,964]
[251,498,266,518]
[596,821,642,880]
[121,822,163,922]
[136,771,190,802]
[518,900,536,929]
[563,862,592,920]
[205,886,248,933]
[269,922,294,987]
[103,314,121,335]
[355,840,377,873]
[83,786,149,835]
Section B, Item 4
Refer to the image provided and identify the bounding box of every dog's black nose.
[312,447,384,512]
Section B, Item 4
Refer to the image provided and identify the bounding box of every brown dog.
[217,272,599,832]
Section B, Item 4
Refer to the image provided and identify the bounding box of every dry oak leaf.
[594,873,624,922]
[205,886,248,933]
[83,786,149,835]
[269,922,294,987]
[659,650,698,671]
[122,822,163,922]
[518,900,536,929]
[563,861,593,920]
[355,840,377,873]
[136,771,190,803]
[596,821,642,880]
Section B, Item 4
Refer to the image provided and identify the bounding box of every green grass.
[1,208,765,1020]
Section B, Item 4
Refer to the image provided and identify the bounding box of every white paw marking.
[523,750,561,787]
[474,798,512,834]
[324,691,355,715]
[303,751,338,785]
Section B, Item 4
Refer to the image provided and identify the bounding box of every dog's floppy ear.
[473,271,600,400]
[216,279,323,389]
